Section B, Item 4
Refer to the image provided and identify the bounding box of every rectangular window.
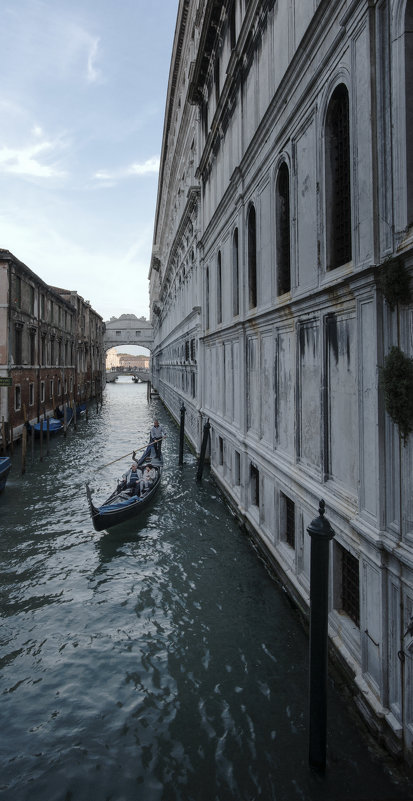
[15,325,23,364]
[50,379,54,399]
[234,450,240,486]
[218,436,224,466]
[250,464,259,507]
[338,543,360,627]
[29,330,36,365]
[280,492,295,548]
[30,285,35,315]
[15,385,21,411]
[40,381,45,404]
[29,382,34,406]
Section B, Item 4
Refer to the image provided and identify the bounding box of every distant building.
[0,250,104,440]
[149,0,413,763]
[105,350,149,370]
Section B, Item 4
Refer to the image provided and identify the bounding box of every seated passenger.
[140,464,156,494]
[120,462,142,493]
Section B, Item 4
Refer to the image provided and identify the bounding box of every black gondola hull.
[86,461,162,532]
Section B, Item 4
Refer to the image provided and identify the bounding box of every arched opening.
[276,162,291,295]
[232,227,239,316]
[248,204,257,309]
[217,251,222,324]
[325,83,352,269]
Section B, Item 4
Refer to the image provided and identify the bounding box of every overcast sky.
[0,0,179,324]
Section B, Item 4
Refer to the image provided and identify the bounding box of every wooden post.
[1,417,6,455]
[21,424,27,474]
[179,402,186,466]
[31,420,34,461]
[46,416,50,455]
[9,424,14,454]
[64,403,68,437]
[39,414,43,461]
[196,418,211,481]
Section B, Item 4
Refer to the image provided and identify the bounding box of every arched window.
[405,1,413,225]
[229,1,236,50]
[325,84,352,269]
[205,266,210,330]
[217,251,222,324]
[232,227,239,316]
[248,204,257,309]
[276,162,291,295]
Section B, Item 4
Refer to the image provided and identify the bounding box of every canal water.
[0,380,411,801]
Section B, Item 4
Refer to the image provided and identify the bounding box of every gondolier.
[137,418,166,465]
[150,419,166,458]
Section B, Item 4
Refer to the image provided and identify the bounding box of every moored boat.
[32,407,74,435]
[86,455,163,532]
[0,456,11,492]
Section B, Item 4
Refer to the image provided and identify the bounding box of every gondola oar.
[96,436,166,472]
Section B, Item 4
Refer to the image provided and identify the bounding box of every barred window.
[338,543,360,627]
[276,162,291,295]
[250,464,259,507]
[248,204,257,309]
[325,84,352,269]
[280,492,295,548]
[232,227,239,316]
[217,251,222,324]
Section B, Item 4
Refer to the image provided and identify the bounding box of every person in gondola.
[136,419,166,466]
[140,464,156,494]
[150,419,166,458]
[120,462,142,493]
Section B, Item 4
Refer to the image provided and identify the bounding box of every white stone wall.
[150,0,413,762]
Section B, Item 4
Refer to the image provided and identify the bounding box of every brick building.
[0,250,104,442]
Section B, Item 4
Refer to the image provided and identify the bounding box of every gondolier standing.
[150,419,166,458]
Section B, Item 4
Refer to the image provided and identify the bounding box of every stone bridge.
[106,367,151,383]
[104,314,153,351]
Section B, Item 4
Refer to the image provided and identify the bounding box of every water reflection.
[0,381,411,800]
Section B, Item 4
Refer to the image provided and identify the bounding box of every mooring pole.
[307,499,335,773]
[179,402,186,465]
[196,418,210,482]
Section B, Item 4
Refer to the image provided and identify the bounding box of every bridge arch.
[103,314,154,352]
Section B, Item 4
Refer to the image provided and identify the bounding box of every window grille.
[340,544,360,627]
[217,251,222,324]
[232,228,239,316]
[326,85,352,268]
[281,492,295,548]
[248,205,257,308]
[250,464,259,507]
[276,163,291,294]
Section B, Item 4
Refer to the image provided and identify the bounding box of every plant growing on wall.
[380,346,413,443]
[380,257,412,311]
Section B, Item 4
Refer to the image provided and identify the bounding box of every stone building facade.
[0,250,104,440]
[149,0,413,761]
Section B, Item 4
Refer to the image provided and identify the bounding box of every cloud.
[94,157,160,185]
[0,138,66,179]
[87,37,101,84]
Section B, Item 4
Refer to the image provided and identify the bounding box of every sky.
[0,0,179,325]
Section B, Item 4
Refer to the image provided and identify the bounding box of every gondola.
[0,456,11,492]
[32,407,74,435]
[86,455,163,532]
